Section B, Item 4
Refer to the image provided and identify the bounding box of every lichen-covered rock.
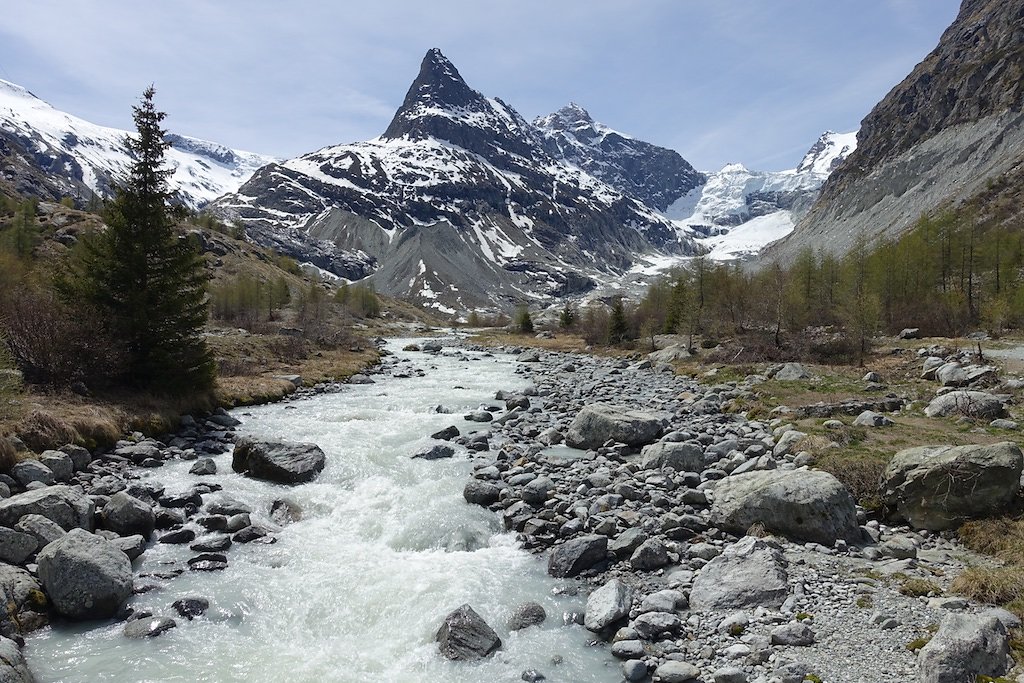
[0,564,48,638]
[880,442,1023,531]
[924,391,1005,419]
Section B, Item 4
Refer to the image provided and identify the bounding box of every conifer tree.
[61,87,214,393]
[609,297,630,345]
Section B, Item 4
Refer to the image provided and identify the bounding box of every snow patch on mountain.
[0,79,274,207]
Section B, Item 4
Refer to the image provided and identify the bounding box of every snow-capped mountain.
[667,131,857,260]
[0,79,274,208]
[533,103,704,211]
[216,49,702,312]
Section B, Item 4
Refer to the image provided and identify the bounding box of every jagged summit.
[534,103,703,211]
[382,48,541,164]
[795,130,858,175]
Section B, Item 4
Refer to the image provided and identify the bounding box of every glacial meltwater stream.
[25,340,619,683]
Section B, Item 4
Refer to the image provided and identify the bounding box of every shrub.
[899,578,942,597]
[0,287,125,387]
[336,283,380,318]
[815,449,889,510]
[514,306,533,334]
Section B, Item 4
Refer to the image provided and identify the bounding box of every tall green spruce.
[62,87,214,394]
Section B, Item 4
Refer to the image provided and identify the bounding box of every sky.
[0,1,962,172]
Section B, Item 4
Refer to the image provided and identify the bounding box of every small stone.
[123,617,177,638]
[172,597,209,620]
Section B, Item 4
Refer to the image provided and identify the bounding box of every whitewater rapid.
[25,340,619,682]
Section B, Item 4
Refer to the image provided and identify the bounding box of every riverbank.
[1,332,1022,682]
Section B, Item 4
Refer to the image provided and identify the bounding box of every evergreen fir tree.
[514,305,534,334]
[608,297,630,345]
[61,87,214,394]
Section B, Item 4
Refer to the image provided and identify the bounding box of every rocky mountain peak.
[381,48,541,163]
[535,102,597,136]
[795,131,858,175]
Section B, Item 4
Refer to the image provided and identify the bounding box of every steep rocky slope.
[215,49,701,312]
[768,0,1024,262]
[534,103,704,211]
[0,79,274,209]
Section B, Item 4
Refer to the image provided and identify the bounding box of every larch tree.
[61,86,214,394]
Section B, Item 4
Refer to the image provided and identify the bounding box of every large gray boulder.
[0,636,35,682]
[0,528,36,565]
[565,404,665,450]
[0,564,48,638]
[36,529,133,620]
[924,391,1005,419]
[231,438,326,484]
[918,613,1011,682]
[547,535,608,577]
[100,492,155,540]
[640,442,703,472]
[773,363,811,381]
[880,442,1023,531]
[0,486,93,531]
[710,470,860,544]
[9,461,54,487]
[689,537,789,611]
[435,604,501,661]
[585,578,633,632]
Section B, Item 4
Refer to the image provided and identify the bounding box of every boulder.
[773,363,810,381]
[38,451,73,482]
[630,538,671,570]
[0,564,48,638]
[652,661,700,683]
[584,578,633,632]
[634,611,682,640]
[36,529,133,620]
[639,442,703,472]
[710,470,860,544]
[880,442,1023,531]
[547,535,608,577]
[521,477,553,505]
[431,426,460,441]
[0,527,36,565]
[411,445,454,460]
[10,461,54,487]
[231,438,326,484]
[918,613,1011,683]
[0,485,94,531]
[110,534,146,561]
[507,602,546,631]
[0,636,35,682]
[15,515,65,548]
[853,410,893,427]
[123,617,177,639]
[100,492,155,539]
[935,362,968,387]
[770,622,815,646]
[172,596,210,620]
[648,344,691,364]
[689,537,789,610]
[924,391,1005,419]
[463,480,501,506]
[189,458,217,476]
[435,604,501,661]
[565,405,665,450]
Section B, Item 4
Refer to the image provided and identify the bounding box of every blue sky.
[0,1,961,171]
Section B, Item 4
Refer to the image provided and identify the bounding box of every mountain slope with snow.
[0,79,274,208]
[215,49,702,311]
[669,131,857,260]
[534,103,704,211]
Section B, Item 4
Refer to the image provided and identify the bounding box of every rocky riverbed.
[0,334,1020,682]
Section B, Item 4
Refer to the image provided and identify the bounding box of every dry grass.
[951,567,1024,616]
[16,409,79,452]
[0,436,15,472]
[898,577,943,597]
[959,518,1024,565]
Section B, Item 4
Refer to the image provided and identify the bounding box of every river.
[24,339,619,682]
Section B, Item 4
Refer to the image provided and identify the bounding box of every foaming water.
[25,340,619,683]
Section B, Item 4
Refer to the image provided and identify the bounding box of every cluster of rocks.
[416,341,1021,683]
[917,346,1014,423]
[0,406,329,680]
